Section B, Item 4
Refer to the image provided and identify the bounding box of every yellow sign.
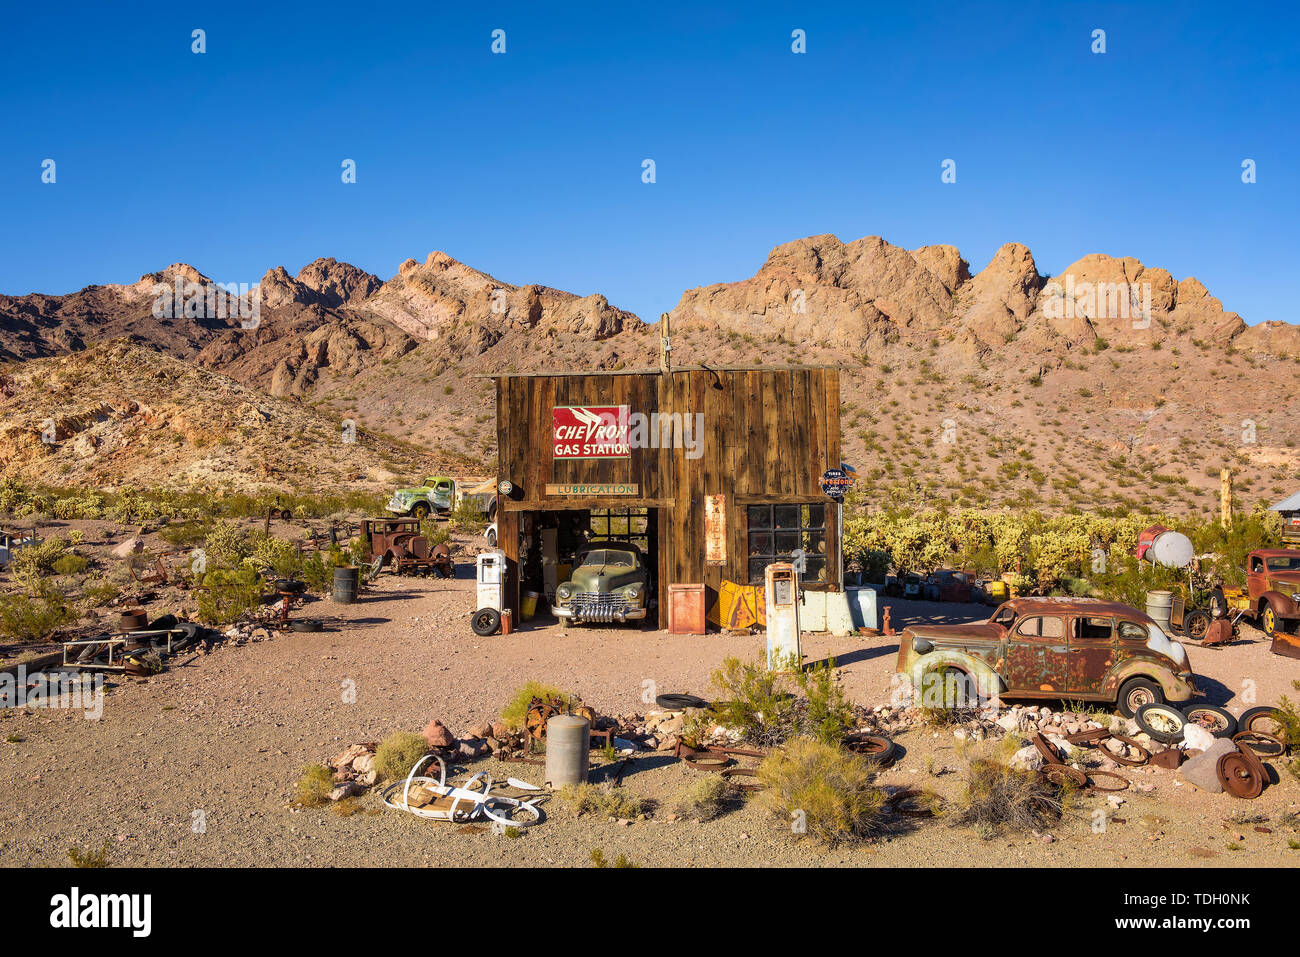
[545,483,640,496]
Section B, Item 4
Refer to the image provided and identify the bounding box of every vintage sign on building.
[705,494,726,565]
[544,483,640,496]
[553,405,631,459]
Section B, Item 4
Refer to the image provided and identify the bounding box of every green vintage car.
[386,476,456,520]
[552,540,650,625]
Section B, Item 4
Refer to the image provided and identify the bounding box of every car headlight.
[626,585,642,601]
[557,584,574,602]
[1291,593,1300,603]
[912,635,933,654]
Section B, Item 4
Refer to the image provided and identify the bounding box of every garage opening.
[515,507,660,630]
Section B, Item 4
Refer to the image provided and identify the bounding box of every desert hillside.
[2,236,1297,512]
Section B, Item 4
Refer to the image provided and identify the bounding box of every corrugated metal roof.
[1271,491,1300,512]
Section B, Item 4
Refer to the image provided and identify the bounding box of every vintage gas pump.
[765,561,801,671]
[471,549,507,636]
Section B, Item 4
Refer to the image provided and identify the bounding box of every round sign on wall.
[820,467,855,500]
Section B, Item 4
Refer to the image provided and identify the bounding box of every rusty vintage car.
[1221,548,1300,659]
[360,518,453,577]
[895,597,1196,716]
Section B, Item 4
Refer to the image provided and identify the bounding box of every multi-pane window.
[747,503,827,583]
[588,508,650,552]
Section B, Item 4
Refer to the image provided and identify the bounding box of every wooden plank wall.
[495,368,841,616]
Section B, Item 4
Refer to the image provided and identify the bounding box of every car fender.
[903,648,1005,702]
[1260,590,1299,619]
[1101,657,1189,703]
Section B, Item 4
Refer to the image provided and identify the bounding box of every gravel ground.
[2,535,1299,868]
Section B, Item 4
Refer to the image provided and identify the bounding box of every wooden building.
[492,366,842,629]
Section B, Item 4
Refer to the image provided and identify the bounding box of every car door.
[1247,554,1268,602]
[1004,615,1069,695]
[1068,615,1116,695]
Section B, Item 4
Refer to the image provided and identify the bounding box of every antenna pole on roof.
[659,312,671,374]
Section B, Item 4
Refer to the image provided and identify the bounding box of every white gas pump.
[765,561,801,671]
[472,549,507,636]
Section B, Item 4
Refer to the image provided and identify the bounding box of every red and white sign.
[553,405,630,459]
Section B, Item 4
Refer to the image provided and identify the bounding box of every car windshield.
[990,605,1015,627]
[1266,556,1300,572]
[581,549,635,568]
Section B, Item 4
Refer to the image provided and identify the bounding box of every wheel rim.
[1145,709,1183,735]
[1188,615,1208,638]
[1264,608,1275,632]
[1129,687,1155,710]
[1186,709,1229,733]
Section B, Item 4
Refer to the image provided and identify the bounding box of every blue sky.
[2,1,1296,325]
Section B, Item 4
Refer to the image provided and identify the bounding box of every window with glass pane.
[747,503,829,583]
[587,508,649,551]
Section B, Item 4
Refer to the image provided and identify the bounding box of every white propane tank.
[476,549,506,612]
[765,562,801,670]
[1149,531,1194,569]
[544,714,590,787]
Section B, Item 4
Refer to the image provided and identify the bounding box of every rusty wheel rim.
[1065,729,1111,746]
[1086,770,1130,792]
[884,788,936,817]
[1100,733,1150,767]
[1216,752,1264,799]
[1033,733,1065,766]
[1242,709,1288,746]
[1183,707,1232,735]
[1233,731,1284,759]
[1040,764,1086,788]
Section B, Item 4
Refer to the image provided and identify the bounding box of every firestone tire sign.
[553,405,631,459]
[820,467,855,500]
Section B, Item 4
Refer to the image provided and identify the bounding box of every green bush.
[195,567,264,625]
[294,764,336,807]
[560,783,647,819]
[373,732,432,782]
[500,681,574,730]
[674,775,735,822]
[52,554,89,576]
[0,588,77,641]
[203,521,250,568]
[757,737,886,846]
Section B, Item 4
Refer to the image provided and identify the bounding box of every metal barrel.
[544,714,590,787]
[332,565,360,604]
[1145,590,1174,629]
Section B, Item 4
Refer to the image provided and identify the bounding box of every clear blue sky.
[2,1,1296,325]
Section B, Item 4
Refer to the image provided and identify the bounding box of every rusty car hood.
[907,621,1005,644]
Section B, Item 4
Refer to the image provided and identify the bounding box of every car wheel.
[1180,703,1238,738]
[1183,610,1211,640]
[1260,604,1277,637]
[1135,702,1186,743]
[1117,677,1163,718]
[412,503,430,521]
[1238,706,1288,746]
[470,608,501,636]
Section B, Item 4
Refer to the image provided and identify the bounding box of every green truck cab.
[386,476,456,520]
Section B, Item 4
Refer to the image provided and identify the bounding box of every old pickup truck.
[1222,548,1300,658]
[896,597,1196,716]
[386,477,496,522]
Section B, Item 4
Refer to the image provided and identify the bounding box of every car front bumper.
[552,603,648,623]
[385,494,410,514]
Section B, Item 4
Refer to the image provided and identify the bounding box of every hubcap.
[1264,608,1275,632]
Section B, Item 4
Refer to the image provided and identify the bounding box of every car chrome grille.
[571,593,631,621]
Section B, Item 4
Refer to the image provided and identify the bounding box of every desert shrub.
[294,764,336,807]
[52,494,104,520]
[419,518,452,546]
[949,744,1065,839]
[195,567,264,625]
[245,532,301,578]
[203,520,250,568]
[0,588,77,641]
[159,520,211,548]
[674,775,735,822]
[757,736,886,846]
[710,656,797,747]
[560,783,646,819]
[589,848,639,868]
[447,497,487,534]
[83,581,121,607]
[52,554,89,576]
[67,841,111,868]
[500,681,575,730]
[709,656,854,747]
[796,659,855,745]
[373,731,432,782]
[10,537,69,586]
